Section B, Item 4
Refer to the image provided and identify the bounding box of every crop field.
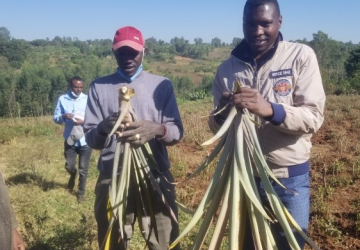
[0,95,359,249]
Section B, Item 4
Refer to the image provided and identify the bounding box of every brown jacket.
[209,41,325,178]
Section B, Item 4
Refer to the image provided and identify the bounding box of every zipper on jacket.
[253,69,267,161]
[253,70,258,88]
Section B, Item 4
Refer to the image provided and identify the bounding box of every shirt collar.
[66,91,85,100]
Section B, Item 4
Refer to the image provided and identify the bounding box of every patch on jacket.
[269,69,293,79]
[273,79,292,96]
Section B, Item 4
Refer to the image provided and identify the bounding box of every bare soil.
[173,96,360,250]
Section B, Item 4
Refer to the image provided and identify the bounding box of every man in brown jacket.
[0,173,25,250]
[208,0,325,249]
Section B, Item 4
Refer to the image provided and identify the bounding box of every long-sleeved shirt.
[53,92,88,146]
[84,71,183,176]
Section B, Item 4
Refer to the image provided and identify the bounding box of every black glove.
[97,112,119,136]
[97,112,133,136]
[118,120,165,146]
[216,92,233,118]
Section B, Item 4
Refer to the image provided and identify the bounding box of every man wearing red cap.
[84,26,183,250]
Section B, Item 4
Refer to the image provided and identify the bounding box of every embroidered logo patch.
[269,69,293,79]
[273,79,292,97]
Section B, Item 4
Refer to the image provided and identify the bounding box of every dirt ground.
[172,96,360,250]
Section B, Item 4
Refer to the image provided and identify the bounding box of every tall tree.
[310,31,352,93]
[231,37,242,47]
[170,36,189,54]
[0,70,18,117]
[0,27,11,41]
[0,39,30,68]
[194,38,203,45]
[345,46,360,78]
[211,37,222,48]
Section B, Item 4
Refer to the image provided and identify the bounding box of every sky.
[1,0,359,44]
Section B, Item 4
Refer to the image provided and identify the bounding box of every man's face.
[113,46,143,77]
[243,3,282,59]
[70,80,83,96]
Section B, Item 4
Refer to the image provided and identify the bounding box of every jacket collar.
[231,32,283,70]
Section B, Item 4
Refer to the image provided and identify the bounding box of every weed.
[188,89,208,101]
[311,185,332,216]
[327,176,351,188]
[334,134,348,157]
[341,105,352,113]
[329,159,344,175]
[317,217,342,239]
[352,159,360,178]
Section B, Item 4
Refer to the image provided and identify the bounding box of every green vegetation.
[1,27,360,118]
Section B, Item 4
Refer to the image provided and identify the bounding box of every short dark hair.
[245,0,280,16]
[69,76,84,86]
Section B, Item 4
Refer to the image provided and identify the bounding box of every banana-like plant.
[102,86,177,250]
[170,79,320,250]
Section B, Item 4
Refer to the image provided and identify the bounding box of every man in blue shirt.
[53,76,93,203]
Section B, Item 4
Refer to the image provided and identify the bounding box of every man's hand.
[13,229,25,250]
[97,112,131,136]
[216,92,233,118]
[73,118,84,126]
[117,120,165,146]
[232,87,273,118]
[62,113,74,120]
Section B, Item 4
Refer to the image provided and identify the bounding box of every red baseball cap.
[112,26,145,51]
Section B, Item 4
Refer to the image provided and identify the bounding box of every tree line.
[0,26,359,118]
